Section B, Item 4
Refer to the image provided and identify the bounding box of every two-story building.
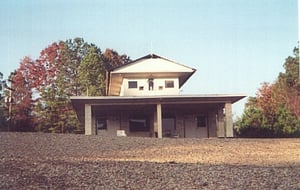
[71,54,245,138]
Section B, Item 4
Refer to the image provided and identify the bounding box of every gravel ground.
[0,132,299,189]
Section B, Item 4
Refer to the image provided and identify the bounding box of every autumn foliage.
[237,48,300,137]
[1,38,130,133]
[9,57,35,131]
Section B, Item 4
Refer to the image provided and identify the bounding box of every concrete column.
[225,103,233,137]
[153,110,158,137]
[217,107,225,137]
[85,104,93,135]
[157,103,162,138]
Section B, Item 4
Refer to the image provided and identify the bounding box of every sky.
[0,0,298,118]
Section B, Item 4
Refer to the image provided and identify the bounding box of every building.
[71,54,245,138]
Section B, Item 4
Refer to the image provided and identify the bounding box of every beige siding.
[92,104,224,138]
[112,57,195,73]
[208,112,217,137]
[104,114,153,137]
[184,115,208,138]
[175,115,185,138]
[121,78,180,96]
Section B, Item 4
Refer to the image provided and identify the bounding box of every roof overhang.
[71,94,246,122]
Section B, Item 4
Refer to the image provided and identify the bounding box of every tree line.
[0,37,130,133]
[1,38,300,137]
[236,47,300,137]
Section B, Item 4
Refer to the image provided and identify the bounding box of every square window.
[159,86,163,90]
[139,86,144,91]
[128,81,137,88]
[129,117,149,132]
[197,116,206,127]
[96,118,107,130]
[165,80,174,88]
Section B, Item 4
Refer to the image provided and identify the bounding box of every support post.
[225,103,233,137]
[153,110,158,137]
[157,103,162,138]
[216,107,225,137]
[85,104,93,135]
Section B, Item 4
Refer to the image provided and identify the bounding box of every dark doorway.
[162,117,175,137]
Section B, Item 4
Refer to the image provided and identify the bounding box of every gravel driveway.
[0,132,299,189]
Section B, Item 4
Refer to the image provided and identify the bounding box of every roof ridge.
[112,53,196,72]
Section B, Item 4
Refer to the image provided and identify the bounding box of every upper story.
[107,54,196,96]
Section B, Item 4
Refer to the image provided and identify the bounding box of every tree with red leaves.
[31,42,63,91]
[256,82,277,126]
[103,48,131,71]
[9,57,35,131]
[5,38,130,133]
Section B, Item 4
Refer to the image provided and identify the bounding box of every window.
[96,118,107,130]
[197,116,206,127]
[159,86,163,90]
[148,78,154,90]
[139,86,144,91]
[128,81,137,88]
[129,116,149,132]
[165,80,174,88]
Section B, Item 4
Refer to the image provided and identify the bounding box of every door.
[162,117,175,137]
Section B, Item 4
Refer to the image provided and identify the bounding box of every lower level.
[87,103,231,138]
[71,95,245,138]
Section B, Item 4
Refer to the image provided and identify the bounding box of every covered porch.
[71,95,245,138]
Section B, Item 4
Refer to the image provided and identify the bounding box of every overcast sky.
[0,0,298,117]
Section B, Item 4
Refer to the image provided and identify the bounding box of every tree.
[59,38,90,96]
[33,39,83,133]
[274,106,300,136]
[30,42,63,91]
[236,47,300,137]
[0,72,8,130]
[32,42,65,132]
[9,57,35,131]
[78,46,105,96]
[237,106,272,137]
[256,82,277,126]
[0,72,3,97]
[5,37,131,133]
[103,48,131,71]
[274,47,300,118]
[0,98,7,130]
[32,38,131,133]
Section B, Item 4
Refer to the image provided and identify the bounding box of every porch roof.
[71,94,246,122]
[71,94,245,105]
